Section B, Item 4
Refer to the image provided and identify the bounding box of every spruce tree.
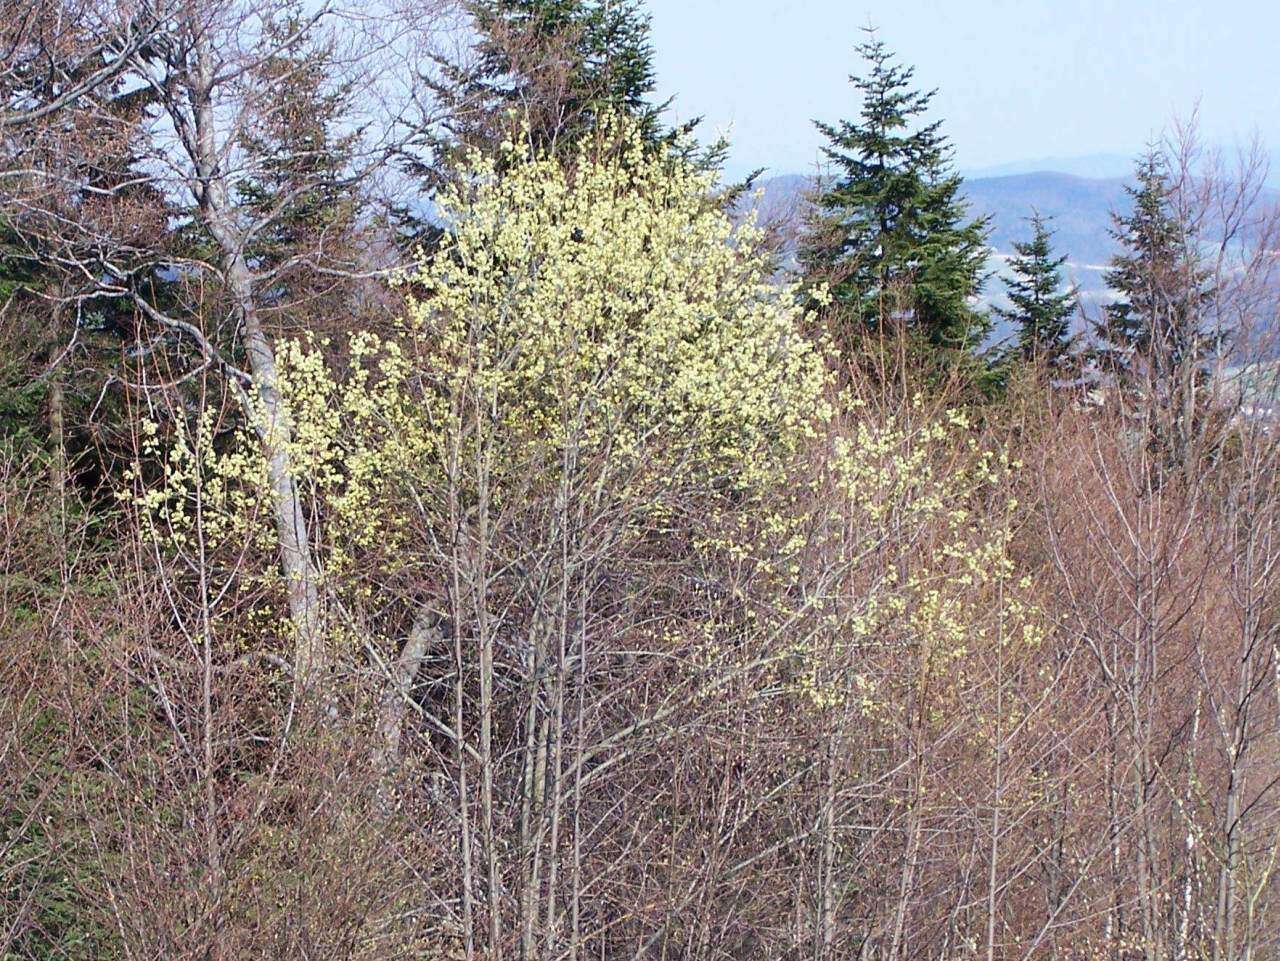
[234,17,362,316]
[1096,150,1214,382]
[800,29,990,357]
[0,36,164,466]
[1096,149,1219,470]
[422,0,665,167]
[997,213,1077,368]
[400,0,703,246]
[404,0,746,251]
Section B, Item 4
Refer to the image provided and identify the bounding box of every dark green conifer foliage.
[997,213,1077,367]
[0,223,52,451]
[1095,149,1222,473]
[402,0,745,248]
[234,18,361,313]
[422,0,666,165]
[1096,149,1215,382]
[0,39,163,464]
[800,29,990,357]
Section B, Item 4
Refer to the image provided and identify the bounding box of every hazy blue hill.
[961,153,1135,180]
[963,172,1131,302]
[962,172,1127,268]
[749,171,1123,257]
[743,167,1276,329]
[742,170,1129,302]
[743,173,813,229]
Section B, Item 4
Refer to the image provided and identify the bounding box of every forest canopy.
[4,3,1280,960]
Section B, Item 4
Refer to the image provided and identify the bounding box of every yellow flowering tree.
[388,126,835,957]
[123,121,1052,959]
[403,128,828,495]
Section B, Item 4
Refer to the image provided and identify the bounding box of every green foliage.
[996,213,1077,368]
[1092,149,1224,472]
[800,29,991,359]
[422,0,663,164]
[234,15,361,300]
[0,223,49,454]
[3,722,120,961]
[0,35,168,473]
[0,459,119,960]
[1096,149,1216,379]
[401,0,749,251]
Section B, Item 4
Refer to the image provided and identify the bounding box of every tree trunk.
[374,610,444,780]
[187,30,326,692]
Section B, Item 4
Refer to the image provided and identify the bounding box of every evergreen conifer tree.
[0,36,163,464]
[997,213,1077,368]
[403,0,744,249]
[1096,149,1214,382]
[1096,148,1221,471]
[421,0,666,166]
[800,29,990,357]
[233,17,362,317]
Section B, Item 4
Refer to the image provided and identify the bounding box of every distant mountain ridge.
[962,171,1130,300]
[749,167,1279,288]
[744,166,1279,341]
[960,153,1136,180]
[743,170,1132,301]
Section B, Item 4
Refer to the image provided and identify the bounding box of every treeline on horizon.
[4,1,1280,959]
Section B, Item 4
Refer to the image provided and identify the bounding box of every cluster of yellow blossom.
[400,121,830,497]
[125,404,273,559]
[125,120,1041,714]
[791,406,1040,715]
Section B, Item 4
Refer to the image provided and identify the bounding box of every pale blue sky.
[646,0,1280,178]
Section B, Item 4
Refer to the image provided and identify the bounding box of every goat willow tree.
[398,133,829,959]
[131,124,1054,959]
[130,123,832,955]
